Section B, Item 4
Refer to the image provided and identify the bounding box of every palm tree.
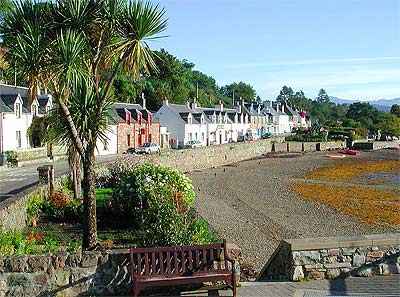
[1,0,167,250]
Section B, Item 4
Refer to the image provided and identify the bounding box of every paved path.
[177,275,400,297]
[0,155,116,202]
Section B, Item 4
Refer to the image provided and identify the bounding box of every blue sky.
[151,0,400,101]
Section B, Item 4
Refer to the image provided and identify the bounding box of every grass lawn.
[96,188,113,208]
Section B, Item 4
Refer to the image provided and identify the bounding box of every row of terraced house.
[0,83,310,159]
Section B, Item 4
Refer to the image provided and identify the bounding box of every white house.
[155,99,249,148]
[0,84,54,154]
[262,101,291,135]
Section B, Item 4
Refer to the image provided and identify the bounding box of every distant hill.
[330,96,400,112]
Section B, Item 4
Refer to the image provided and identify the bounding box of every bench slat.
[159,251,164,275]
[137,253,142,275]
[145,253,149,275]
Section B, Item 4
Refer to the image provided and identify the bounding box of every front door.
[219,133,222,144]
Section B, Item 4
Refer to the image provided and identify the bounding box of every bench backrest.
[130,241,229,278]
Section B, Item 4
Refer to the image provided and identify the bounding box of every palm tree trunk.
[82,145,97,250]
[69,147,81,200]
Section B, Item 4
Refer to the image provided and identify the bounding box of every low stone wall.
[272,142,288,153]
[353,141,400,151]
[262,233,400,281]
[302,142,318,152]
[0,250,132,297]
[287,142,303,153]
[317,141,346,151]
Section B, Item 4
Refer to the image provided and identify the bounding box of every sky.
[150,0,400,101]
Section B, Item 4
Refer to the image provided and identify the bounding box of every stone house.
[110,99,160,154]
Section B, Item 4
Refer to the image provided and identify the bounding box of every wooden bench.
[129,240,237,297]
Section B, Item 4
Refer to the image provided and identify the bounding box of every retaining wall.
[353,141,400,151]
[317,141,346,151]
[262,233,400,281]
[287,142,303,153]
[0,250,132,297]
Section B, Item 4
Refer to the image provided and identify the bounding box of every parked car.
[237,135,245,142]
[261,132,272,139]
[135,143,160,154]
[185,140,203,149]
[124,148,136,154]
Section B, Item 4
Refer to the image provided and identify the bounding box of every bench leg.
[133,284,141,297]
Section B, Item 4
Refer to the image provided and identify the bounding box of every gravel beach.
[189,149,400,272]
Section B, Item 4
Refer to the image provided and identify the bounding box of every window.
[126,112,131,125]
[127,134,131,146]
[225,131,228,141]
[138,113,142,125]
[15,103,21,118]
[202,132,205,141]
[148,134,152,142]
[195,132,198,140]
[103,140,108,151]
[45,105,51,113]
[189,133,193,141]
[148,113,152,125]
[16,131,21,148]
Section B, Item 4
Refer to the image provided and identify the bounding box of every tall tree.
[276,85,294,103]
[2,0,167,250]
[316,88,330,103]
[221,81,256,102]
[390,104,400,117]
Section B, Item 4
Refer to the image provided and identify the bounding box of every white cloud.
[225,56,400,69]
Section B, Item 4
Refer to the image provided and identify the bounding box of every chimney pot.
[141,92,146,109]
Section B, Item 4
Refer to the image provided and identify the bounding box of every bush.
[111,163,215,246]
[42,191,82,222]
[26,189,46,226]
[4,150,18,167]
[94,165,113,188]
[0,230,79,256]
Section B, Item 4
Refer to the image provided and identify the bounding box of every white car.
[135,143,160,154]
[185,140,203,149]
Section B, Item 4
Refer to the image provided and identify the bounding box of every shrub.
[42,191,82,222]
[0,230,79,256]
[26,189,46,226]
[111,163,214,246]
[94,165,113,188]
[4,150,18,167]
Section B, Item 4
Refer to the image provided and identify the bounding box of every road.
[0,155,117,202]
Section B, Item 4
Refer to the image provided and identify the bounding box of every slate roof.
[0,95,30,113]
[109,102,155,124]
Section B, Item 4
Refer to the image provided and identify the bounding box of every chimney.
[270,101,273,108]
[282,104,285,113]
[186,100,191,109]
[141,92,146,109]
[219,100,223,112]
[240,97,244,107]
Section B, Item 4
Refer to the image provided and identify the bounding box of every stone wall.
[262,233,400,281]
[0,250,132,297]
[287,142,303,153]
[353,141,400,151]
[272,142,288,153]
[317,141,346,151]
[302,142,318,152]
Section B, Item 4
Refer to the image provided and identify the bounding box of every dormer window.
[137,112,142,125]
[126,111,131,125]
[212,114,217,123]
[15,103,21,118]
[45,105,51,113]
[201,115,205,124]
[188,114,192,124]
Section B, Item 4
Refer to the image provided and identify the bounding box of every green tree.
[346,102,379,130]
[377,113,400,136]
[276,85,294,103]
[221,81,256,102]
[316,88,330,103]
[2,0,167,250]
[390,104,400,117]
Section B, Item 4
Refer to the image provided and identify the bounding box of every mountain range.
[330,97,400,112]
